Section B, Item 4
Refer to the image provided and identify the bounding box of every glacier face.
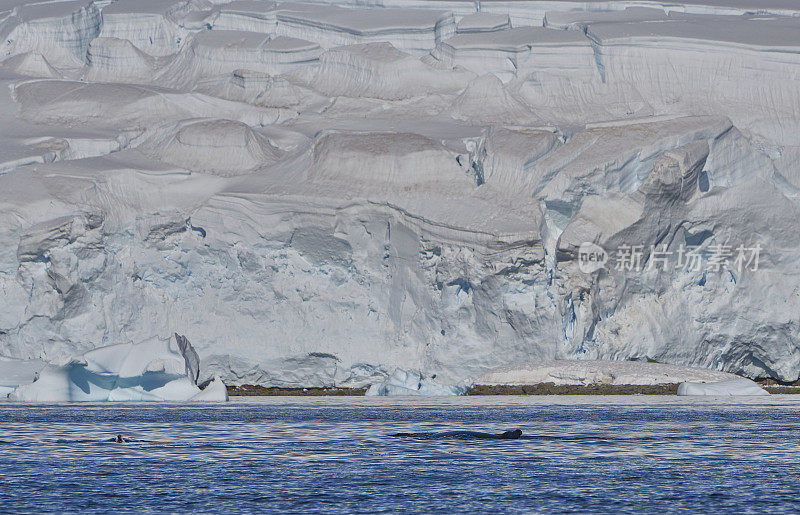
[0,0,799,387]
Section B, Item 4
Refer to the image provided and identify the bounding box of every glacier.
[0,0,799,394]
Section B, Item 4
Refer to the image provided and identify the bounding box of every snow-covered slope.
[0,0,799,391]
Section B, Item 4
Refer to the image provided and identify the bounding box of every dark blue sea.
[1,396,800,513]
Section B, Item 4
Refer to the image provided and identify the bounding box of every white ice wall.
[0,0,799,387]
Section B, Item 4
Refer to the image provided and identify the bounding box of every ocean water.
[1,395,800,513]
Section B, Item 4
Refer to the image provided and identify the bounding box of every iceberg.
[366,369,467,396]
[8,334,228,402]
[677,379,770,396]
[190,376,230,402]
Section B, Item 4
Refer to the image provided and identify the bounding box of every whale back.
[390,429,523,439]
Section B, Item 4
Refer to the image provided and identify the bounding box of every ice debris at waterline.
[476,361,741,387]
[676,379,769,397]
[1,1,800,387]
[366,369,468,396]
[7,334,228,402]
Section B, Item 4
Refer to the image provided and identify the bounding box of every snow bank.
[212,1,279,33]
[466,126,560,190]
[543,7,668,30]
[275,3,455,56]
[1,51,61,78]
[97,0,189,57]
[8,334,228,402]
[310,42,473,100]
[366,369,467,396]
[84,37,159,83]
[221,0,800,27]
[476,360,741,386]
[311,131,467,190]
[456,13,511,34]
[140,118,284,175]
[430,27,594,82]
[449,74,539,125]
[677,378,769,396]
[477,0,800,26]
[161,30,321,88]
[11,80,284,129]
[195,70,328,111]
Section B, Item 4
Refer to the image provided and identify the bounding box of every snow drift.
[140,118,284,175]
[310,42,473,100]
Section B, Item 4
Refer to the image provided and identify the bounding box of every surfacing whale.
[391,429,523,440]
[107,434,132,443]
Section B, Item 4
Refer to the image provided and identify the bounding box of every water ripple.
[1,396,800,513]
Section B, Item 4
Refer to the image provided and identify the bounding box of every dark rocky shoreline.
[467,383,681,395]
[227,382,800,396]
[227,385,368,396]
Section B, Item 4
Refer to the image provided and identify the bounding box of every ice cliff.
[0,0,799,390]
